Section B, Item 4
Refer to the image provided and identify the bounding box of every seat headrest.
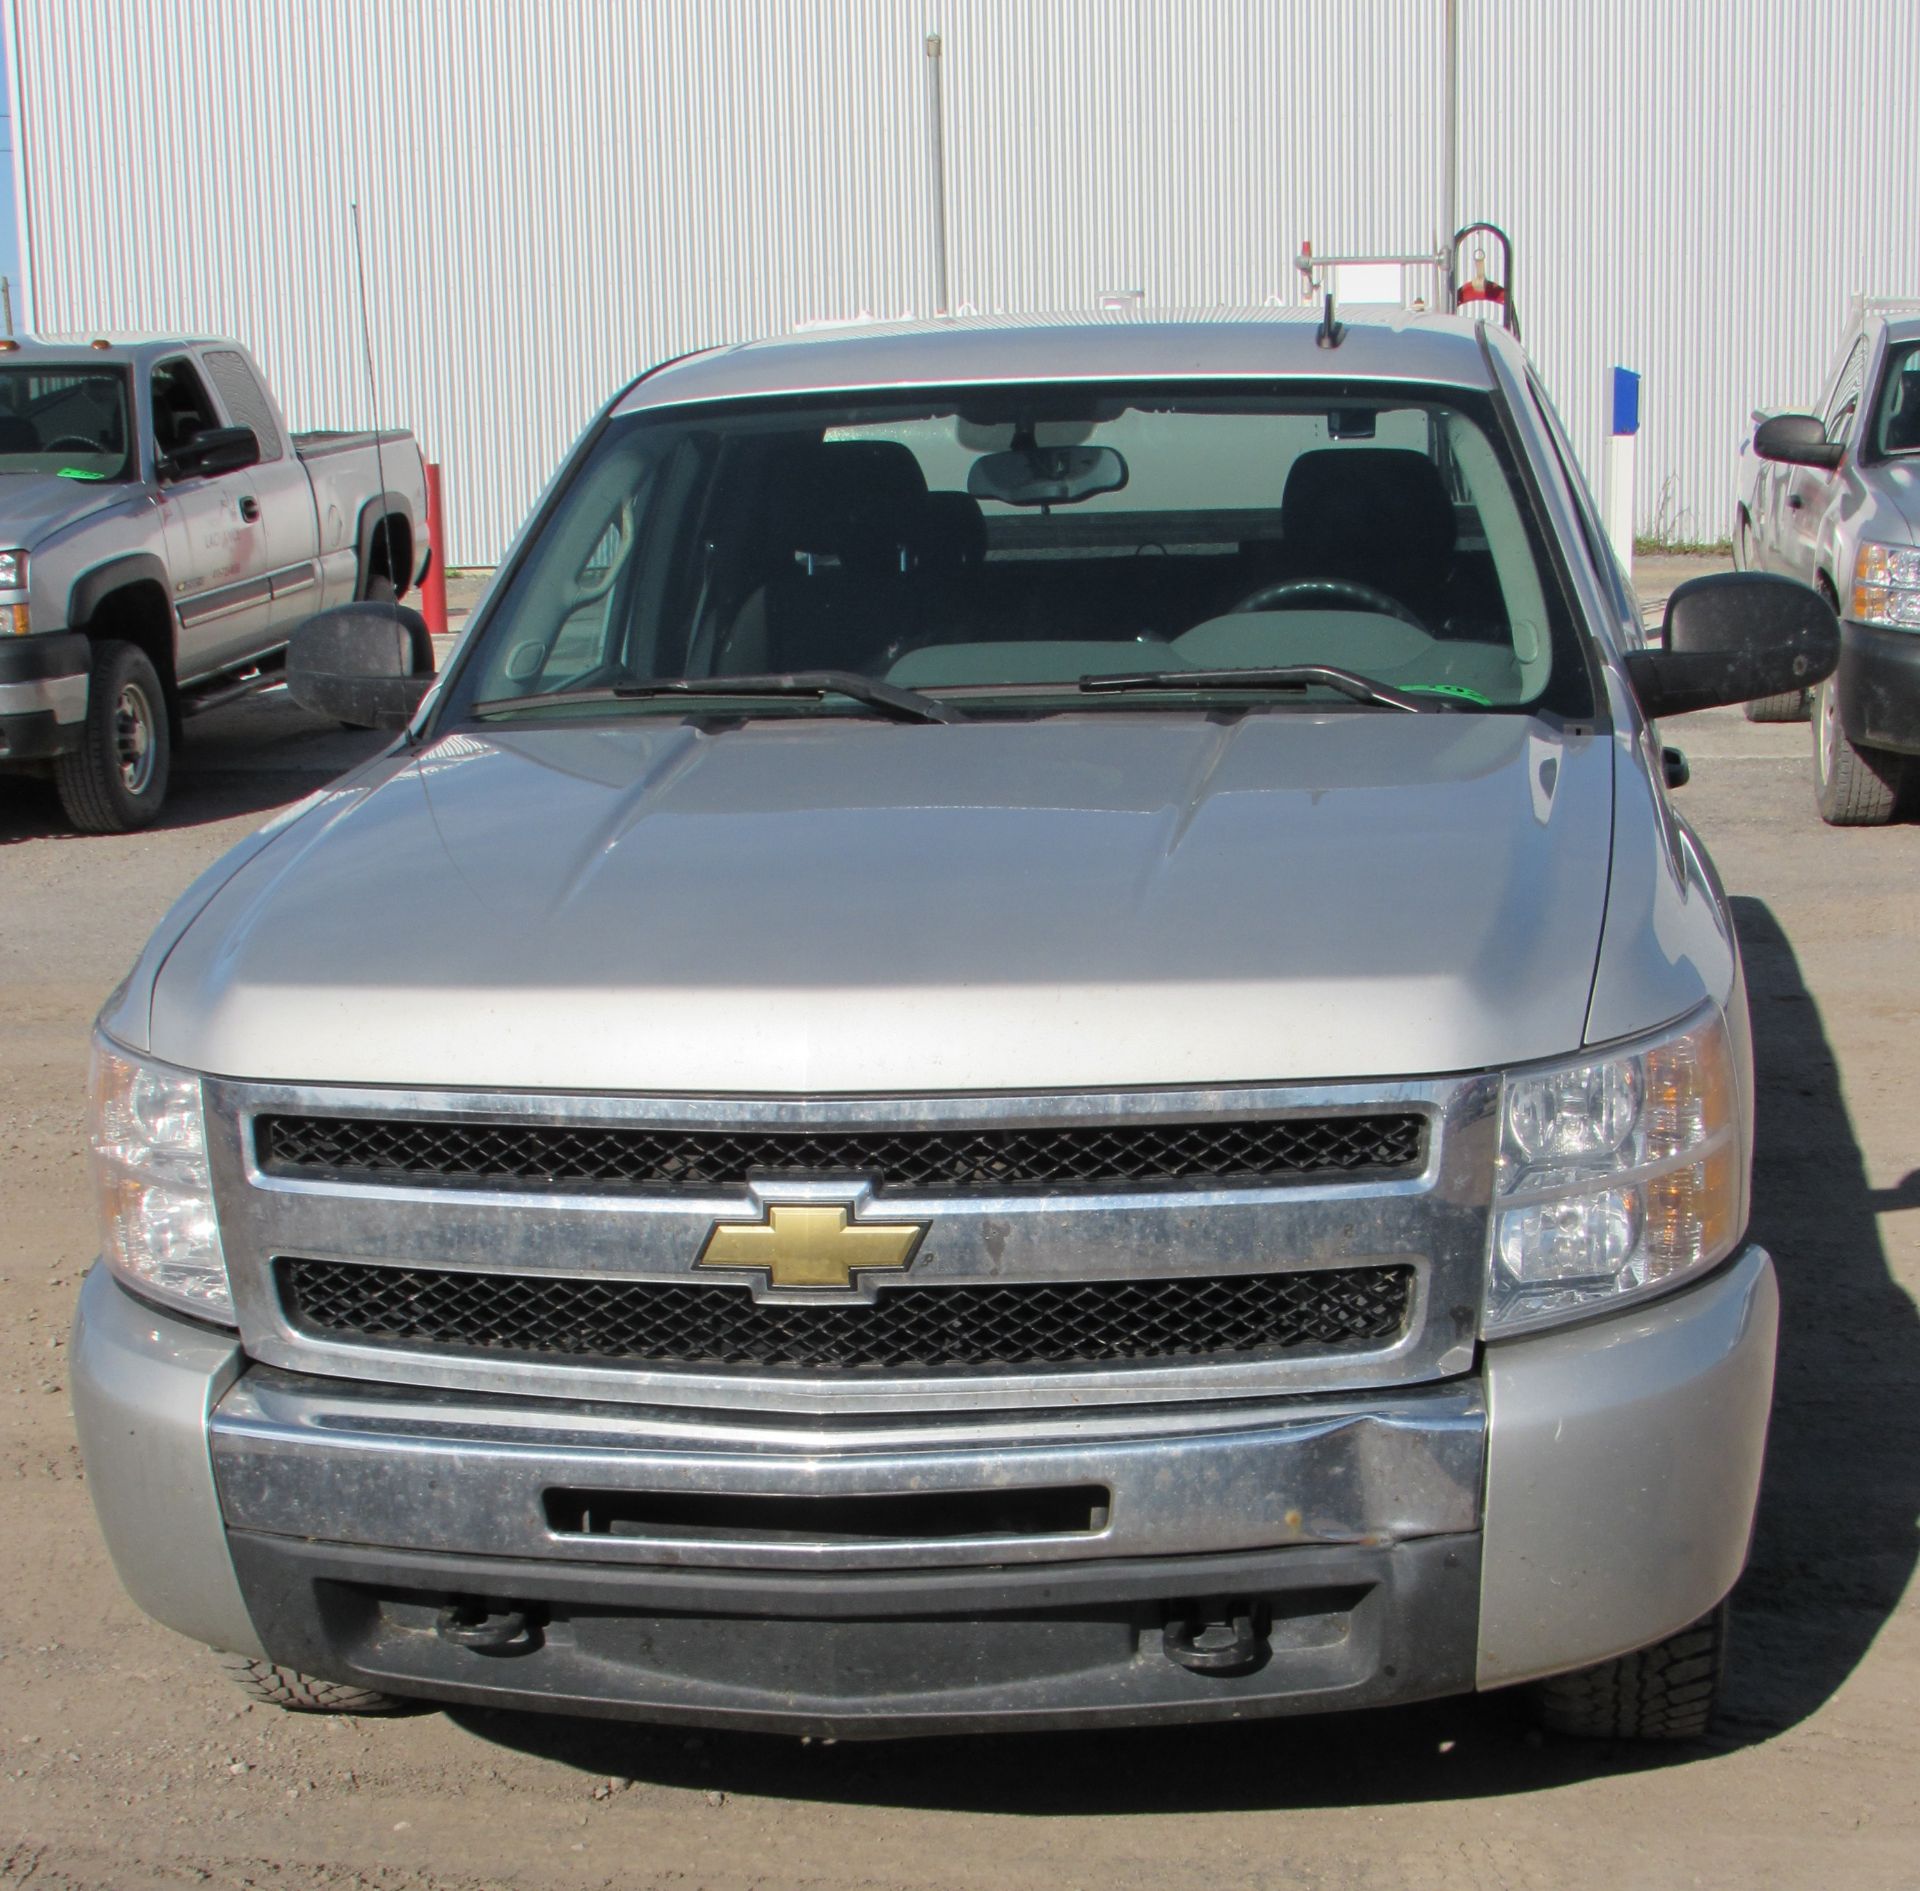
[794,440,930,567]
[917,490,987,569]
[1281,448,1457,579]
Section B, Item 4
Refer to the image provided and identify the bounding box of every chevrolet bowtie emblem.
[696,1202,926,1291]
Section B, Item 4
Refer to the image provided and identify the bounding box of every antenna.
[1316,281,1345,351]
[349,202,400,601]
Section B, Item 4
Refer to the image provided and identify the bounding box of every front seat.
[1279,448,1457,629]
[717,440,930,675]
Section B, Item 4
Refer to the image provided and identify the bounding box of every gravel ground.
[2,555,1917,1889]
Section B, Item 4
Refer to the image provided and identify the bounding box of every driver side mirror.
[287,601,436,730]
[1753,413,1844,470]
[160,424,261,481]
[1625,573,1837,719]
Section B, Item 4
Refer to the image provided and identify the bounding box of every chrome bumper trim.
[211,1373,1485,1571]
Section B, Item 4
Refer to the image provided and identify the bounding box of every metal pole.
[1441,0,1458,300]
[0,278,12,340]
[926,31,951,316]
[421,462,450,639]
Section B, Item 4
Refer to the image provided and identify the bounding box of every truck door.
[152,355,275,679]
[200,348,323,636]
[1781,338,1864,589]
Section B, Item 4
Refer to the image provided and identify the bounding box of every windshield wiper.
[1078,665,1435,713]
[472,670,957,725]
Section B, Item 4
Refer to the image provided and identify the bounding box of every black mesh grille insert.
[277,1259,1416,1372]
[256,1112,1424,1195]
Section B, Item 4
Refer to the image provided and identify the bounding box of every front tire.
[1532,1602,1728,1741]
[1813,674,1906,825]
[217,1654,415,1716]
[52,640,170,834]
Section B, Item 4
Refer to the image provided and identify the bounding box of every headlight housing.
[0,548,26,592]
[88,1033,234,1325]
[1487,1006,1744,1335]
[1852,541,1920,630]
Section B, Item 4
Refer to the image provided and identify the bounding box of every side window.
[150,358,224,464]
[1823,339,1866,444]
[202,350,283,461]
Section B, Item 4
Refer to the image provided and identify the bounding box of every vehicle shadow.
[0,705,386,844]
[1716,895,1920,1739]
[447,894,1917,1811]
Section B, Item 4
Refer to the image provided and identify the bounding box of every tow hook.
[1162,1605,1267,1677]
[434,1601,536,1654]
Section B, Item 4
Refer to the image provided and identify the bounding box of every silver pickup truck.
[73,311,1836,1742]
[0,336,427,832]
[1735,302,1920,823]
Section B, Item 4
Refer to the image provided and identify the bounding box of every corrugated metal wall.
[9,0,1918,564]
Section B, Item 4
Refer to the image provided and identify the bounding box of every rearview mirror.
[1753,413,1844,470]
[162,424,261,480]
[1625,573,1837,719]
[968,444,1127,507]
[287,601,436,730]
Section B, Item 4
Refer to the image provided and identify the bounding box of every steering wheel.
[46,434,108,455]
[1229,576,1429,632]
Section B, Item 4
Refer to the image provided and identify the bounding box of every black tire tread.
[1743,688,1809,723]
[1532,1604,1727,1741]
[53,640,170,834]
[1815,681,1905,825]
[217,1653,414,1716]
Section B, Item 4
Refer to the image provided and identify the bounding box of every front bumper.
[1836,616,1920,754]
[0,630,88,763]
[72,1248,1778,1735]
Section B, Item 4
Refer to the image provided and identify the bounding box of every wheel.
[1743,688,1810,723]
[52,639,170,833]
[1813,673,1906,825]
[217,1653,416,1716]
[1531,1601,1728,1741]
[1229,575,1428,631]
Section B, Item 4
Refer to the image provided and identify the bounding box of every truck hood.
[150,712,1615,1092]
[0,472,134,542]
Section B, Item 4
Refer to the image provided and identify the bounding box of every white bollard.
[1604,367,1641,580]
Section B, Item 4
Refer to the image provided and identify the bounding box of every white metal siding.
[10,0,1918,564]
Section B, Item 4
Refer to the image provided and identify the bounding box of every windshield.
[0,366,133,481]
[1871,341,1920,458]
[447,380,1588,722]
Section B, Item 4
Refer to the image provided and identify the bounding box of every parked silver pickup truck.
[0,336,427,831]
[1735,301,1920,823]
[74,311,1836,1742]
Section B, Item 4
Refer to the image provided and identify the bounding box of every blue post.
[1611,366,1642,437]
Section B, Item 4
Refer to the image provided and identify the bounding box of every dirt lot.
[3,560,1917,1890]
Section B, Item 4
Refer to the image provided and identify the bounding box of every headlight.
[0,549,26,591]
[88,1033,233,1324]
[1853,542,1920,629]
[1487,1006,1743,1335]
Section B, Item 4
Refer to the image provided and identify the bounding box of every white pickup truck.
[0,336,428,831]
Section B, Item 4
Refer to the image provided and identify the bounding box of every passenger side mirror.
[161,424,261,481]
[1625,573,1837,719]
[287,601,436,730]
[1753,413,1844,470]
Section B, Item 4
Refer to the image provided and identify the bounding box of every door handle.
[238,495,260,522]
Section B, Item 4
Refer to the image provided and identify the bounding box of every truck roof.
[616,307,1504,414]
[0,334,239,370]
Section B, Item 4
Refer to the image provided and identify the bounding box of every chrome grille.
[277,1257,1416,1372]
[255,1110,1425,1193]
